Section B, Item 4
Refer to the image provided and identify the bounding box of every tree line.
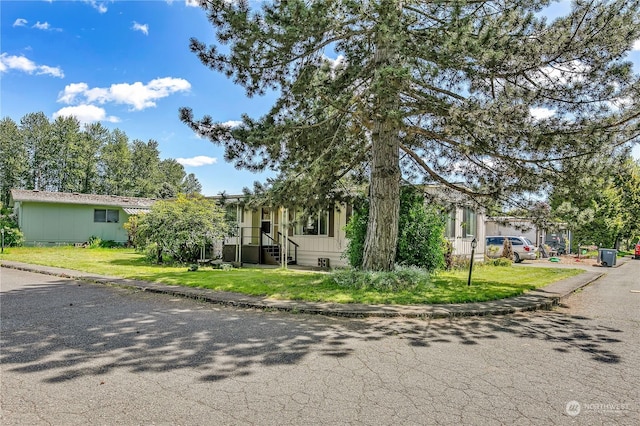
[0,112,202,207]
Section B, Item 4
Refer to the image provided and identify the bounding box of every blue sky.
[1,1,639,196]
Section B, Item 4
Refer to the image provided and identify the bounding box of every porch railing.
[277,231,299,265]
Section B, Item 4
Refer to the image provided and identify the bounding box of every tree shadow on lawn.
[0,278,624,387]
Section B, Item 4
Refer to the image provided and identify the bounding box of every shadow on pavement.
[0,279,624,385]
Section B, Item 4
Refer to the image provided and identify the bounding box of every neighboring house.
[10,189,155,246]
[485,217,572,254]
[217,189,485,268]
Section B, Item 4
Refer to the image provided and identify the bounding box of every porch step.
[262,245,296,265]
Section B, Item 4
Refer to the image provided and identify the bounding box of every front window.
[462,207,476,239]
[291,209,329,236]
[445,209,456,238]
[94,209,119,223]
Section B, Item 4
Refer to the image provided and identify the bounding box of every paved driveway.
[1,262,638,425]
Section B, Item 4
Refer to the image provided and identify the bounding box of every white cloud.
[324,54,345,70]
[32,21,50,30]
[632,39,640,51]
[0,53,64,78]
[58,77,191,110]
[185,0,200,7]
[13,18,28,27]
[176,156,218,167]
[28,21,62,32]
[132,21,149,35]
[220,120,243,128]
[530,107,556,120]
[85,1,108,13]
[37,65,65,78]
[53,104,120,125]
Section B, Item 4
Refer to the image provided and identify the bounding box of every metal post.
[239,227,243,267]
[467,237,477,286]
[1,228,4,253]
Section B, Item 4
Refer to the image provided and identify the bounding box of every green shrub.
[396,187,446,271]
[488,257,513,267]
[134,194,229,264]
[0,209,24,247]
[343,198,368,268]
[1,227,24,247]
[98,240,121,248]
[187,264,199,272]
[344,187,446,271]
[144,242,161,263]
[88,236,102,249]
[331,266,432,292]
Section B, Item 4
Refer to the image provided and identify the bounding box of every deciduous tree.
[0,118,27,207]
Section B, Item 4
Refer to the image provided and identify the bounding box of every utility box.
[318,258,330,268]
[598,249,617,267]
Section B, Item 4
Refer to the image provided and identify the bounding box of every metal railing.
[277,231,299,265]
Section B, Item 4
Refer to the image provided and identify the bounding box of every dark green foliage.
[345,187,445,271]
[397,187,445,271]
[550,153,640,250]
[182,0,640,271]
[343,198,368,269]
[0,113,202,199]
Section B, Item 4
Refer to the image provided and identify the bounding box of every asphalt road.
[1,262,639,425]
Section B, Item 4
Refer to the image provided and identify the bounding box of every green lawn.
[0,247,584,305]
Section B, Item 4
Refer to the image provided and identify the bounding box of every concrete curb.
[1,260,605,319]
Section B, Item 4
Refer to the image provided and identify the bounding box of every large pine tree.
[181,0,640,271]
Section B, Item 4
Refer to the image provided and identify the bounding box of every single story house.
[216,191,485,268]
[10,189,155,246]
[10,187,485,266]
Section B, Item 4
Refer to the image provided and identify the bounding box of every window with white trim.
[444,209,456,238]
[461,207,476,238]
[94,209,119,223]
[290,209,329,236]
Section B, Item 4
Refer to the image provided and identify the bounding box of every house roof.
[10,189,157,209]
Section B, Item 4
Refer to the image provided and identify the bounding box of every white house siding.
[226,205,349,268]
[446,208,486,262]
[290,207,349,268]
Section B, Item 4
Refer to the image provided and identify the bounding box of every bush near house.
[0,208,24,247]
[345,187,446,271]
[127,194,229,264]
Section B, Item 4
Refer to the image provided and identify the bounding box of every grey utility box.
[598,249,617,267]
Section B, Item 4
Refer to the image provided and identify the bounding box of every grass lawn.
[0,247,584,305]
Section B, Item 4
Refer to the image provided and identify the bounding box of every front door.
[261,207,272,245]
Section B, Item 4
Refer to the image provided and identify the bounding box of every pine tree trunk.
[362,9,402,271]
[362,125,400,271]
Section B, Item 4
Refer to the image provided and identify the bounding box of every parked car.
[486,236,538,263]
[634,240,640,260]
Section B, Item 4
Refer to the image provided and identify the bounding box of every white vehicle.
[485,236,537,263]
